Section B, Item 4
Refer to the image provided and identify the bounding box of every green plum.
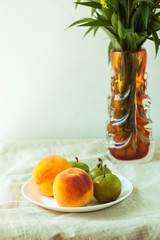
[93,165,121,204]
[69,157,89,173]
[89,158,111,180]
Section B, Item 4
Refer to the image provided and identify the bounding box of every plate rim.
[21,173,133,212]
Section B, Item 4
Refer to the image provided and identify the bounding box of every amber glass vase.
[106,49,154,163]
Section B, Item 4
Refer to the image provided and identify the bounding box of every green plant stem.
[98,158,103,170]
[103,165,106,178]
[75,157,79,162]
[127,0,130,28]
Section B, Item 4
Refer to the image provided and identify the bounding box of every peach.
[53,168,94,207]
[32,155,71,196]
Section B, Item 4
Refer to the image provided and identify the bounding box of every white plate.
[21,174,133,213]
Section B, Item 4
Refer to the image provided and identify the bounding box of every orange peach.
[32,155,71,197]
[53,168,94,207]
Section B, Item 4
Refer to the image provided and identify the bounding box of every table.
[0,139,160,240]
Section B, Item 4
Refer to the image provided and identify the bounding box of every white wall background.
[0,0,160,140]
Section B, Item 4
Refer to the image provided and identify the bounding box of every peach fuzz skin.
[53,168,94,207]
[32,155,71,197]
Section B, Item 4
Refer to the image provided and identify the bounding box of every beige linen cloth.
[0,139,160,240]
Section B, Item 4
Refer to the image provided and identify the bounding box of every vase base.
[106,141,155,164]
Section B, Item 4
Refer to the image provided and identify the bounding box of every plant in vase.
[69,0,160,162]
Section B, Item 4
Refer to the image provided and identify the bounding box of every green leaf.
[153,0,160,7]
[102,27,123,50]
[125,33,145,50]
[119,0,127,14]
[118,18,124,38]
[93,27,98,37]
[75,0,81,9]
[125,35,136,49]
[131,5,141,30]
[107,26,117,36]
[123,28,133,39]
[74,1,102,9]
[99,8,112,21]
[67,18,93,29]
[79,19,110,27]
[108,42,114,64]
[141,31,148,36]
[91,8,96,17]
[83,27,94,38]
[141,4,150,29]
[147,37,160,44]
[150,27,160,56]
[106,0,118,11]
[153,3,160,9]
[111,13,118,30]
[136,36,146,47]
[96,11,106,20]
[149,20,160,31]
[131,0,153,12]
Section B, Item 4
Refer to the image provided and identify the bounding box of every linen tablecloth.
[0,139,160,240]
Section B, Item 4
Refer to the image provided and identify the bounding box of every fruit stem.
[98,158,103,170]
[97,163,101,168]
[103,165,106,178]
[75,156,79,162]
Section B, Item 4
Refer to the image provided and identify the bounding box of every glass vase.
[106,49,154,163]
